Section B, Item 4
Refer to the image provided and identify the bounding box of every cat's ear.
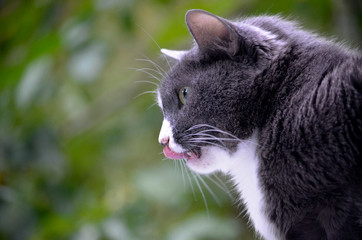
[161,49,187,60]
[185,9,240,56]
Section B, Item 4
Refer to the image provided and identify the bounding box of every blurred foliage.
[0,0,360,239]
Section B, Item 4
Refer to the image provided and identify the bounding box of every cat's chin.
[186,146,231,174]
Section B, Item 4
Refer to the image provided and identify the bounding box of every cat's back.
[232,15,362,238]
[258,27,362,238]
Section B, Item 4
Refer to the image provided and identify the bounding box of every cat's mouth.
[163,144,199,160]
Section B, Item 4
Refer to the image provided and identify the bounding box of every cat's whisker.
[192,138,227,147]
[205,174,233,200]
[178,159,187,191]
[134,90,157,99]
[136,58,168,79]
[135,79,159,87]
[136,69,162,81]
[192,137,240,142]
[136,24,172,71]
[136,67,165,79]
[196,127,241,140]
[187,124,264,148]
[186,132,218,138]
[185,130,257,152]
[187,124,236,136]
[185,125,235,139]
[147,102,158,110]
[185,133,228,147]
[188,143,202,149]
[135,69,163,83]
[188,139,226,149]
[195,174,222,206]
[192,172,210,217]
[186,132,233,143]
[136,80,158,87]
[181,159,197,201]
[173,157,179,171]
[187,136,227,145]
[186,123,218,132]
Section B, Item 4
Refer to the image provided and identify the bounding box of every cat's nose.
[159,119,171,146]
[159,136,169,146]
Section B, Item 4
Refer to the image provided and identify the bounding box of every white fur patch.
[187,132,278,240]
[161,48,187,60]
[158,119,170,143]
[156,90,162,110]
[158,119,186,153]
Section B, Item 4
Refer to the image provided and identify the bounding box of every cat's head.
[157,10,285,174]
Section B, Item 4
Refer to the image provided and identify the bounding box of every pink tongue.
[163,145,187,160]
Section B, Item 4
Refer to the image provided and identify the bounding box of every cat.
[156,9,362,240]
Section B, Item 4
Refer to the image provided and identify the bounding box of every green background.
[0,0,361,239]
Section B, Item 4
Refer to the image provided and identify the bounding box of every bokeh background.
[0,0,361,239]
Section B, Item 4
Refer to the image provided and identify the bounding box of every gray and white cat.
[156,9,362,240]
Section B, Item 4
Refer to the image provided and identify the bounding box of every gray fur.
[158,9,362,239]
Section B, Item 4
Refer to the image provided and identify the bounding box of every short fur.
[157,9,362,239]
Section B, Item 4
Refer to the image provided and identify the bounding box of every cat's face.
[157,10,281,174]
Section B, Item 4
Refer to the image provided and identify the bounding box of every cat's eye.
[178,87,189,105]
